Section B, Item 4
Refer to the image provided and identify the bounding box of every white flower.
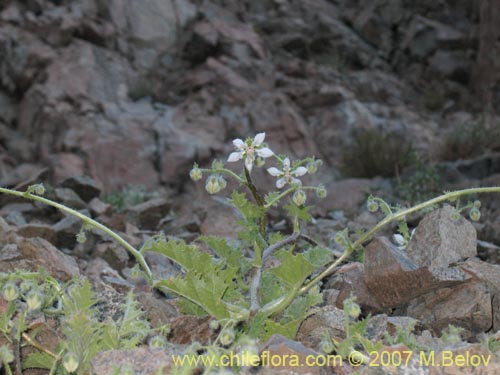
[227,133,274,172]
[267,157,308,189]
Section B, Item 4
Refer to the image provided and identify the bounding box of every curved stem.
[0,187,152,280]
[200,168,246,184]
[299,186,500,295]
[244,168,266,237]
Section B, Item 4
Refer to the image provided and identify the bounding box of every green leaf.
[229,191,262,221]
[198,236,243,269]
[62,279,96,318]
[263,319,301,340]
[150,238,243,319]
[22,352,56,370]
[302,246,334,268]
[397,220,410,241]
[264,192,280,207]
[282,287,323,323]
[284,203,312,222]
[270,251,315,288]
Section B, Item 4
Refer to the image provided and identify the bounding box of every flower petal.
[276,177,286,189]
[227,151,242,162]
[291,177,303,186]
[267,167,282,176]
[245,156,254,172]
[293,166,308,177]
[283,157,290,169]
[257,147,274,158]
[253,132,266,146]
[232,139,245,150]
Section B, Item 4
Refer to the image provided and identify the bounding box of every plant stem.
[0,187,152,280]
[299,186,500,295]
[244,168,266,237]
[201,168,245,184]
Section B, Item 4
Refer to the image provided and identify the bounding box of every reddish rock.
[126,198,171,231]
[168,315,216,345]
[91,348,176,375]
[17,223,57,245]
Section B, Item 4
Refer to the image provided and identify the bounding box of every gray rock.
[54,187,87,209]
[406,205,477,271]
[61,176,101,203]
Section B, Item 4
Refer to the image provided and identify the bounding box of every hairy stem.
[244,168,266,237]
[0,187,152,280]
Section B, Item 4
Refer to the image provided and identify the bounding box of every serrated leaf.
[284,203,313,222]
[259,272,287,305]
[198,236,242,269]
[263,319,301,340]
[229,191,262,221]
[270,251,315,288]
[62,279,96,318]
[282,287,323,323]
[264,192,280,207]
[302,246,334,268]
[22,352,55,370]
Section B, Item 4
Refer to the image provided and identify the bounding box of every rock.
[17,223,57,245]
[61,175,101,202]
[406,205,477,271]
[406,280,491,340]
[359,344,426,374]
[0,237,79,281]
[318,178,374,216]
[88,197,112,216]
[91,348,175,375]
[168,315,216,345]
[428,50,471,83]
[126,198,170,230]
[461,258,500,331]
[0,217,17,248]
[135,291,178,328]
[52,214,82,249]
[54,187,87,209]
[296,306,345,350]
[260,334,332,375]
[49,153,85,184]
[94,242,130,272]
[325,262,382,314]
[428,344,500,375]
[364,237,470,308]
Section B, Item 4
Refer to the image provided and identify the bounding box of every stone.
[461,258,500,331]
[296,306,345,350]
[17,223,57,245]
[428,344,500,375]
[52,214,82,249]
[88,197,112,216]
[168,315,216,345]
[126,198,170,231]
[94,242,130,272]
[91,348,175,375]
[406,281,492,340]
[61,175,101,202]
[405,205,477,271]
[364,237,470,308]
[0,237,79,281]
[54,187,87,209]
[260,334,331,374]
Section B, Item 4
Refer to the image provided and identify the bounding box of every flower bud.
[334,232,345,245]
[450,210,461,221]
[319,339,334,354]
[469,207,481,222]
[217,175,227,190]
[189,167,202,181]
[345,301,361,319]
[148,335,167,349]
[3,282,19,302]
[306,162,318,174]
[367,199,379,213]
[219,328,235,346]
[316,185,327,198]
[473,200,481,208]
[26,290,44,312]
[76,231,87,244]
[205,175,222,194]
[209,320,220,331]
[255,157,265,167]
[292,190,306,206]
[62,352,79,373]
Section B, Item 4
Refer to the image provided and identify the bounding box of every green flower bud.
[469,207,481,222]
[450,210,461,221]
[148,335,167,349]
[367,199,379,213]
[205,175,222,194]
[189,167,203,181]
[292,190,307,206]
[76,231,87,244]
[34,184,45,195]
[306,162,318,174]
[473,200,481,208]
[20,281,35,294]
[0,345,14,364]
[2,282,19,302]
[209,320,220,331]
[316,185,327,198]
[219,328,235,346]
[217,175,227,190]
[255,157,265,167]
[62,352,79,373]
[345,301,361,319]
[26,290,44,312]
[334,232,345,245]
[319,339,334,354]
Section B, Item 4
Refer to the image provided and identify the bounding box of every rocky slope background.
[1,0,500,374]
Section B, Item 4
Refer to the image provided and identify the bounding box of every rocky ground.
[1,0,500,374]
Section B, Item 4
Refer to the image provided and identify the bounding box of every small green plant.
[441,117,500,161]
[0,272,151,374]
[0,133,499,373]
[398,158,442,205]
[341,129,414,178]
[102,185,157,212]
